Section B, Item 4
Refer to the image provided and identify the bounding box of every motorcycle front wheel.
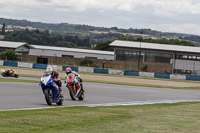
[44,89,53,105]
[69,87,76,100]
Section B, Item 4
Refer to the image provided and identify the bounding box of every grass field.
[0,102,200,133]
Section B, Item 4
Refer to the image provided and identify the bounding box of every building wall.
[173,59,200,73]
[15,45,30,54]
[29,49,114,60]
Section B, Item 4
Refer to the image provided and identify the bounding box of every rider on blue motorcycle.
[65,67,84,91]
[46,66,63,96]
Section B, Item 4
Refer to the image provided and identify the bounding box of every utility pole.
[138,31,143,71]
[2,23,5,35]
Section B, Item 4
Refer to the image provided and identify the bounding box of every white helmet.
[46,66,53,74]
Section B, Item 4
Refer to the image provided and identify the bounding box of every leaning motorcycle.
[1,69,19,78]
[65,73,84,101]
[40,73,63,105]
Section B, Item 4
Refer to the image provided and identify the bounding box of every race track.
[1,81,200,111]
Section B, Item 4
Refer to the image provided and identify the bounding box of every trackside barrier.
[94,68,109,74]
[62,66,79,72]
[124,71,139,76]
[154,73,170,79]
[79,67,94,73]
[186,75,200,81]
[109,69,124,75]
[170,74,186,80]
[48,65,62,71]
[0,60,3,66]
[18,62,33,68]
[32,63,47,69]
[3,61,18,67]
[139,72,154,78]
[3,60,200,82]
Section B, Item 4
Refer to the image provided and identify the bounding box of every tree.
[2,23,5,35]
[94,40,114,51]
[0,49,17,60]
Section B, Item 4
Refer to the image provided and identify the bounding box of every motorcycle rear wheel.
[44,89,53,105]
[78,92,84,101]
[56,98,63,105]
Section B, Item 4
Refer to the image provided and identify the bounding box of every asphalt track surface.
[1,77,200,111]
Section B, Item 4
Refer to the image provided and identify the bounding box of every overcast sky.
[0,0,200,35]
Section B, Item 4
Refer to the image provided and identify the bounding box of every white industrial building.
[0,41,33,54]
[110,40,200,74]
[0,40,114,60]
[30,45,114,60]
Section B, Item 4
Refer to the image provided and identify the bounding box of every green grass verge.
[0,102,200,133]
[0,78,38,83]
[2,74,200,89]
[84,79,200,89]
[2,65,200,84]
[2,65,200,89]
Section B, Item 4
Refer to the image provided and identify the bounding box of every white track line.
[1,99,200,112]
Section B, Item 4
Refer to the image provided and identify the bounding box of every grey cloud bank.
[0,0,200,35]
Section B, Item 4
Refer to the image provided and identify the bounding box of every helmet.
[66,67,72,74]
[46,66,53,74]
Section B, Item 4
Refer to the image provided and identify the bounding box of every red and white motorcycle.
[65,73,84,101]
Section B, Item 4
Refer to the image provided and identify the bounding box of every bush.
[80,58,93,66]
[0,49,17,60]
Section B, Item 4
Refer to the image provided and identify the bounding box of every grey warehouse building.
[0,41,114,60]
[110,40,200,75]
[29,45,114,60]
[0,41,34,54]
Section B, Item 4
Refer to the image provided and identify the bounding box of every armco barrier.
[62,66,79,72]
[0,60,3,66]
[94,68,109,74]
[124,71,139,76]
[79,67,93,73]
[109,69,124,75]
[32,63,47,69]
[186,75,200,81]
[18,62,33,68]
[154,73,170,79]
[139,72,154,78]
[3,61,18,67]
[170,74,186,80]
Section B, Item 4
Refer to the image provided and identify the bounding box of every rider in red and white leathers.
[65,67,84,91]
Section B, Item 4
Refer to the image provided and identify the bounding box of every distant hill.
[0,18,200,45]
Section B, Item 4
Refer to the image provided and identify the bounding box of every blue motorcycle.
[40,73,63,105]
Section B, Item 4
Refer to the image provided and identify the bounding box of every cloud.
[0,0,200,35]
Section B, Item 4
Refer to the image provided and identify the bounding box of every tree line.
[1,29,90,47]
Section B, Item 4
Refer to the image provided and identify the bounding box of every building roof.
[0,41,34,49]
[31,45,114,55]
[110,40,200,54]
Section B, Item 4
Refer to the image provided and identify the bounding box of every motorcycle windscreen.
[40,75,51,86]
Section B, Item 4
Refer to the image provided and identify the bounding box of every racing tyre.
[44,89,53,105]
[15,75,19,78]
[69,87,76,100]
[56,98,63,105]
[78,92,84,101]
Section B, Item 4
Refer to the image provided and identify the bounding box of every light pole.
[138,31,143,71]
